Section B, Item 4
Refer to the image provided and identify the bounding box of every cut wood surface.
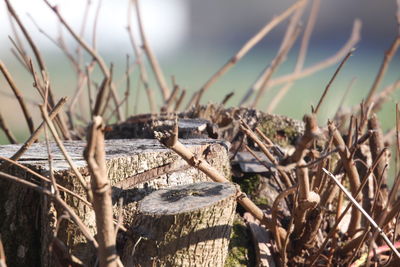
[122,182,237,267]
[105,114,212,139]
[0,138,231,266]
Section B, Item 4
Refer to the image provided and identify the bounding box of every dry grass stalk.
[132,0,171,102]
[84,116,118,267]
[192,0,307,106]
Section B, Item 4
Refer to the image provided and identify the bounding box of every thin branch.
[313,48,354,114]
[174,89,186,112]
[0,156,90,206]
[249,19,361,93]
[0,97,67,168]
[323,168,400,260]
[4,0,47,79]
[84,116,117,266]
[328,121,362,236]
[309,149,386,265]
[0,112,17,144]
[192,0,307,106]
[44,125,59,196]
[127,0,157,113]
[0,61,34,134]
[249,3,305,109]
[251,24,301,108]
[365,36,400,108]
[132,0,170,102]
[43,0,123,121]
[0,170,98,248]
[39,104,90,193]
[154,123,279,233]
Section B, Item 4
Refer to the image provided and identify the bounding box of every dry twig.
[192,0,307,106]
[0,112,17,144]
[132,0,170,102]
[323,168,400,260]
[84,116,118,266]
[0,61,34,134]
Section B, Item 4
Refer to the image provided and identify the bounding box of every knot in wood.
[93,183,111,194]
[236,192,247,201]
[188,155,201,167]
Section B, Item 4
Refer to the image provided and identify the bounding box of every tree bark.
[0,138,230,266]
[122,182,237,267]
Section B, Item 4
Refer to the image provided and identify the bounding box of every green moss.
[225,217,255,267]
[258,114,304,147]
[233,174,260,196]
[254,196,269,206]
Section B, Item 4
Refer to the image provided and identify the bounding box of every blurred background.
[0,0,399,143]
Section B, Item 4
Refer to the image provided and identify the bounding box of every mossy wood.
[0,138,230,266]
[122,182,237,267]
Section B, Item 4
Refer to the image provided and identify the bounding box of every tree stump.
[122,182,237,267]
[0,138,230,266]
[105,114,213,139]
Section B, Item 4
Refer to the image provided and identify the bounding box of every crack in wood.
[113,160,190,189]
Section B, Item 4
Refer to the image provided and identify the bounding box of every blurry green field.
[1,46,399,144]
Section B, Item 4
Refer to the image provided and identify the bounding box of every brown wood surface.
[122,182,237,267]
[0,138,231,266]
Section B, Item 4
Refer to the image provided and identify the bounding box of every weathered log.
[0,138,230,266]
[105,114,212,139]
[122,182,237,267]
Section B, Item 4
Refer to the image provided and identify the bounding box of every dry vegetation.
[0,0,400,266]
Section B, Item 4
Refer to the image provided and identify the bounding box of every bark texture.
[0,138,230,266]
[122,182,237,267]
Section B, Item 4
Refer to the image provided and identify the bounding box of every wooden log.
[105,113,212,139]
[122,182,237,267]
[0,138,231,266]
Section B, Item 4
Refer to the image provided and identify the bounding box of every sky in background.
[0,0,399,141]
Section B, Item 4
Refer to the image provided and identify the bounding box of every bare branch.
[0,112,17,144]
[0,61,34,134]
[323,168,400,260]
[192,0,307,106]
[84,116,117,266]
[313,48,354,114]
[365,36,400,108]
[0,170,98,248]
[132,0,170,102]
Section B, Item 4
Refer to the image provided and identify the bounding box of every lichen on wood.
[122,182,237,267]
